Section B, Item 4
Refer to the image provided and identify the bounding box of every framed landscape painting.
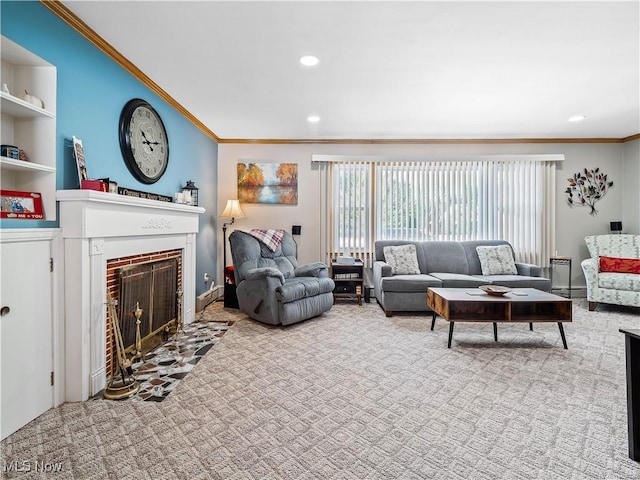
[237,162,298,204]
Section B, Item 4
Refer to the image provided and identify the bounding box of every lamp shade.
[220,199,245,219]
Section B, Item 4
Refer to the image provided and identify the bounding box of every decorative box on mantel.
[56,190,205,401]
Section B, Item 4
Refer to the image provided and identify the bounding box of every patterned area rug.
[2,299,640,479]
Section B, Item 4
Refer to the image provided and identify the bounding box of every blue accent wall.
[1,1,218,295]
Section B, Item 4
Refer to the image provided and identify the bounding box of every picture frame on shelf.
[72,135,88,185]
[0,190,44,219]
[98,178,118,194]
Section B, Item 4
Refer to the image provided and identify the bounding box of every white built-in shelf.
[0,156,56,173]
[1,35,57,221]
[0,92,55,118]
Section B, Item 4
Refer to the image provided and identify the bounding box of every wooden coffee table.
[426,288,572,348]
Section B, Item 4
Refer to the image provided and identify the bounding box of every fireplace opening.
[118,258,178,357]
[106,250,182,380]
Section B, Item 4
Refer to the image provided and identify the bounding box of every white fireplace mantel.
[57,190,205,401]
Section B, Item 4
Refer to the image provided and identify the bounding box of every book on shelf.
[334,273,361,279]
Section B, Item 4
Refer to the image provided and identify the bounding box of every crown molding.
[40,0,220,143]
[217,136,638,145]
[41,1,638,148]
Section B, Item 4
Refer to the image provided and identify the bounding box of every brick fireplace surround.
[57,190,204,401]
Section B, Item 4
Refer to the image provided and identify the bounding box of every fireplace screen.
[117,258,178,355]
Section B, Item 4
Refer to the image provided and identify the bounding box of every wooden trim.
[40,0,220,143]
[218,137,633,145]
[311,153,565,163]
[40,1,639,147]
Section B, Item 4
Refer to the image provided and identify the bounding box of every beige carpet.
[2,299,640,479]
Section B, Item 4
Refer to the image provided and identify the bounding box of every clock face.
[119,99,169,184]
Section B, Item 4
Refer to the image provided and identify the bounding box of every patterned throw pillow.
[599,256,640,274]
[476,245,518,275]
[383,244,421,275]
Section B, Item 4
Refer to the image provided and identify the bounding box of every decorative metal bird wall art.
[565,167,614,216]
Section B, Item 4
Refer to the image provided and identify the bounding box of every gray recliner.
[228,230,335,325]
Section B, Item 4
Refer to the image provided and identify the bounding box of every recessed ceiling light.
[307,115,320,123]
[568,115,586,122]
[299,55,319,67]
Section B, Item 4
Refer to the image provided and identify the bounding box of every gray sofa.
[373,240,551,317]
[229,230,335,325]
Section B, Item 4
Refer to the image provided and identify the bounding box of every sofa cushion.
[381,274,441,292]
[383,244,421,275]
[599,256,640,274]
[276,277,335,303]
[476,245,517,275]
[586,234,640,260]
[375,241,427,272]
[423,241,469,274]
[598,272,640,292]
[429,272,487,288]
[462,240,512,275]
[482,274,551,291]
[231,230,299,282]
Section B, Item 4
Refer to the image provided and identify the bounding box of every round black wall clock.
[118,98,169,184]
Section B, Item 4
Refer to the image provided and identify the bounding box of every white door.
[0,239,53,440]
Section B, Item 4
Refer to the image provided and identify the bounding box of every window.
[321,157,556,266]
[332,162,371,255]
[376,162,482,241]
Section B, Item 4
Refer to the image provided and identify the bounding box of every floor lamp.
[219,199,246,274]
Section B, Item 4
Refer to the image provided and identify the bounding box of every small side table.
[223,283,239,309]
[223,266,239,309]
[620,329,640,462]
[331,259,364,305]
[550,256,572,298]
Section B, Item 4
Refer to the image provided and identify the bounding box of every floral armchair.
[581,234,640,311]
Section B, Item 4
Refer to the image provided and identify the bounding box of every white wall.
[622,138,640,235]
[218,141,628,289]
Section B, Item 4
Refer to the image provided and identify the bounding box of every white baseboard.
[196,285,224,312]
[552,287,586,298]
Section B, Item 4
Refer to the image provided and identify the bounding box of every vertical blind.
[319,157,556,267]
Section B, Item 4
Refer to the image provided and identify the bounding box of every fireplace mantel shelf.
[57,190,205,240]
[56,189,205,214]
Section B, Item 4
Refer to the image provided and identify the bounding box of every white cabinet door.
[1,239,53,440]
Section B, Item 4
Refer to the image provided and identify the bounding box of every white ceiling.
[61,1,640,141]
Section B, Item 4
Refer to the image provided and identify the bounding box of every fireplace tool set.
[104,290,185,400]
[176,289,184,334]
[104,294,140,400]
